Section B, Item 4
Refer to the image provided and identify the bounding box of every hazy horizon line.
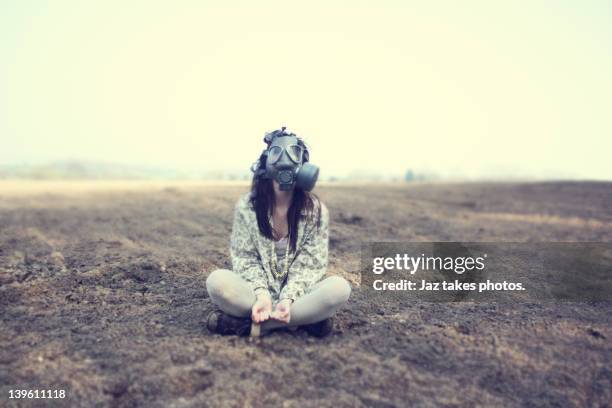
[0,158,608,182]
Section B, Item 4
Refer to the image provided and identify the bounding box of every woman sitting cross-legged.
[205,127,351,337]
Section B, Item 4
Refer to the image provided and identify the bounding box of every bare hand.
[270,299,292,323]
[251,294,272,323]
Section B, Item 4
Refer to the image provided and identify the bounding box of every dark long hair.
[249,134,321,253]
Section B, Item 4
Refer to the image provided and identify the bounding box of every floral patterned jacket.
[230,192,329,302]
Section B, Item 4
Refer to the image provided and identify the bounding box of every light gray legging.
[206,269,351,331]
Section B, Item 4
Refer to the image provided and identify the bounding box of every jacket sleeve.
[230,200,271,297]
[279,202,329,302]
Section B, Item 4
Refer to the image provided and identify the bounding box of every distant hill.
[0,160,251,180]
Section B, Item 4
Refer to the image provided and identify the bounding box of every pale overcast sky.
[1,1,610,179]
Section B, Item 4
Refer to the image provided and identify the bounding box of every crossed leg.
[206,269,254,318]
[206,269,351,331]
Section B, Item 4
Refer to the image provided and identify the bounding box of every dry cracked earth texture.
[0,181,610,407]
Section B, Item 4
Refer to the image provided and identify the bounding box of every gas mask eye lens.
[267,146,283,164]
[287,145,303,163]
[267,145,303,164]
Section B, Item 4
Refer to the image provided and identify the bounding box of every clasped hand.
[251,294,292,324]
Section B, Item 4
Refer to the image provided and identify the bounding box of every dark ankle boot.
[206,309,251,336]
[302,317,334,338]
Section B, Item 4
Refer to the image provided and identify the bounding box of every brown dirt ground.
[0,181,610,407]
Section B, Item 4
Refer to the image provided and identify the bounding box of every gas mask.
[262,129,319,191]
